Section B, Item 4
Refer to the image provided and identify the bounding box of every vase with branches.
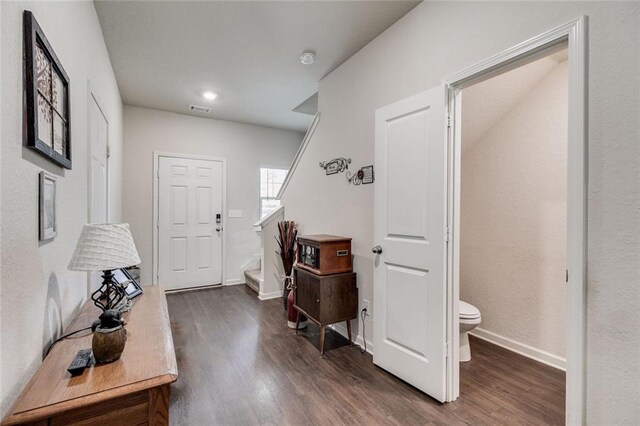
[275,220,298,309]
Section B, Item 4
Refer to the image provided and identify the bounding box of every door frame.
[87,79,110,223]
[442,17,588,425]
[152,152,228,288]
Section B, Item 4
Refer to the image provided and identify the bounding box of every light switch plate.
[228,210,243,218]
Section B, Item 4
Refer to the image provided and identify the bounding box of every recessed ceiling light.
[202,91,218,101]
[300,51,316,65]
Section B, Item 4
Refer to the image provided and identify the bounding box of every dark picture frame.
[112,268,143,299]
[24,11,72,169]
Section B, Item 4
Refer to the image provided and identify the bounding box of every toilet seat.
[459,300,481,319]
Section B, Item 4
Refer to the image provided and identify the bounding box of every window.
[260,168,288,218]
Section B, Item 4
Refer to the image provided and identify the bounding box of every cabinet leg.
[295,313,300,335]
[319,326,326,355]
[346,320,352,345]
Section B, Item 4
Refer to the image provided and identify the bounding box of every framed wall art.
[319,157,351,175]
[112,268,143,299]
[347,165,375,186]
[39,171,57,241]
[24,11,72,169]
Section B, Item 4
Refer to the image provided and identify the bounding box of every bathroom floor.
[460,335,566,424]
[168,286,566,425]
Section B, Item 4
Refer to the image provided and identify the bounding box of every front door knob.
[216,226,222,232]
[372,245,383,254]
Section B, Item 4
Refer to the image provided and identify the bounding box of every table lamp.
[68,223,141,313]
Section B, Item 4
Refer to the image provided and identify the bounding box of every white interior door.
[89,93,108,223]
[373,86,448,402]
[88,93,109,292]
[158,156,223,290]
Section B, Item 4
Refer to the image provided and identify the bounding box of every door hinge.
[447,113,451,129]
[445,342,451,358]
[566,269,569,283]
[106,144,111,158]
[445,227,451,242]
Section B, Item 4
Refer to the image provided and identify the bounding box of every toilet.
[459,300,481,362]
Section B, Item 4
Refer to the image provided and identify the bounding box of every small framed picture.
[112,268,143,299]
[39,171,57,240]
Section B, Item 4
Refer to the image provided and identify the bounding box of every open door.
[373,86,448,402]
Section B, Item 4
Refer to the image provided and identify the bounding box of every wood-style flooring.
[167,285,565,425]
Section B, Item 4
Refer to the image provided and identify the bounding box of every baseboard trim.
[164,283,222,294]
[225,279,245,286]
[330,323,374,355]
[258,290,283,301]
[469,328,566,371]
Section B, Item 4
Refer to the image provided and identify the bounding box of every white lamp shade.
[68,223,141,271]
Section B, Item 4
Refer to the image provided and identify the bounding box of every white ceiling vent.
[189,105,212,113]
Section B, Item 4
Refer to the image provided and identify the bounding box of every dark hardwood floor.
[167,286,565,425]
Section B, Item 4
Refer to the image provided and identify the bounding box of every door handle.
[216,227,222,232]
[372,245,383,254]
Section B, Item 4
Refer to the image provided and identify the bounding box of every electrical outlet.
[362,299,371,316]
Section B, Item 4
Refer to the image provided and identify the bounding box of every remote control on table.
[67,348,93,376]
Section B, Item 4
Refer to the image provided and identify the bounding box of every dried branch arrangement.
[276,220,298,284]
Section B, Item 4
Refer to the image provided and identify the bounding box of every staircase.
[247,205,285,300]
[244,113,320,300]
[244,268,261,293]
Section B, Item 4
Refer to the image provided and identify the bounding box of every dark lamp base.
[91,269,126,312]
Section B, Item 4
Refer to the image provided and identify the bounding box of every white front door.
[373,86,448,402]
[158,156,223,290]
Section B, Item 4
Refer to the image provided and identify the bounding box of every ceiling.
[94,0,420,132]
[462,48,568,150]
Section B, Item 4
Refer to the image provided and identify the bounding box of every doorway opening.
[444,17,587,425]
[458,45,569,422]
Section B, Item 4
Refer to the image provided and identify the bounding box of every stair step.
[244,269,261,294]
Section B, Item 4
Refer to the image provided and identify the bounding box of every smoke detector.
[300,51,316,65]
[189,105,211,113]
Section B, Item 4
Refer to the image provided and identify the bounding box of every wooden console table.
[2,286,178,426]
[293,266,358,355]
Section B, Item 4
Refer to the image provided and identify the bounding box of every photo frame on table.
[39,171,57,241]
[24,11,72,169]
[112,268,143,299]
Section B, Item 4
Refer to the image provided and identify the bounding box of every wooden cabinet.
[293,266,358,355]
[2,287,177,426]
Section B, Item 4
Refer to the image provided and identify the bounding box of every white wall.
[0,0,123,416]
[281,2,640,423]
[460,60,568,361]
[122,106,302,286]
